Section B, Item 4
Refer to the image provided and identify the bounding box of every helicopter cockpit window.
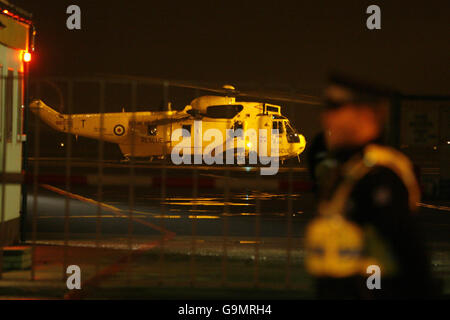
[286,122,300,143]
[147,125,157,136]
[182,124,191,137]
[266,105,280,113]
[279,122,285,134]
[205,105,243,119]
[272,121,278,131]
[272,121,284,134]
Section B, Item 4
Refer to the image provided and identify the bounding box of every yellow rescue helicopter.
[29,78,320,164]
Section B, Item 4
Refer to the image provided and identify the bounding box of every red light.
[1,8,32,25]
[23,52,31,62]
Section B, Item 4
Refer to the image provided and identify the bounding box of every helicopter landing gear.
[147,155,166,163]
[121,156,131,163]
[297,154,301,163]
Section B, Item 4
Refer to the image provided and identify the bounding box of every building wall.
[0,11,29,51]
[0,11,28,244]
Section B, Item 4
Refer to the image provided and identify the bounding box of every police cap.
[324,74,396,110]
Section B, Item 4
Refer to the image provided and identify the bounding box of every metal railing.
[1,76,449,299]
[0,76,312,298]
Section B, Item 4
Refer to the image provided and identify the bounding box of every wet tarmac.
[18,163,450,297]
[23,172,450,249]
[24,184,315,241]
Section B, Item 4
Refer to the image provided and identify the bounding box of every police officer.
[304,75,434,299]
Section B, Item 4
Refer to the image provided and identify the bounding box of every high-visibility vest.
[304,144,420,278]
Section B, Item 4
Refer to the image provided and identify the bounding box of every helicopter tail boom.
[29,99,67,132]
[29,99,122,143]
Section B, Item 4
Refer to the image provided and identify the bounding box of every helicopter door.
[271,120,285,157]
[193,123,203,159]
[179,124,194,156]
[233,120,244,132]
[232,120,245,156]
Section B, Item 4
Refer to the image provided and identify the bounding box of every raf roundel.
[113,124,125,136]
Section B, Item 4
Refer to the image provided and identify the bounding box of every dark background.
[15,0,450,95]
[12,0,450,158]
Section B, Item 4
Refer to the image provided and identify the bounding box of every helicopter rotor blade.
[98,74,227,94]
[237,90,322,105]
[98,74,323,106]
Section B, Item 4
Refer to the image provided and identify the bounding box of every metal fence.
[0,76,315,299]
[1,76,449,299]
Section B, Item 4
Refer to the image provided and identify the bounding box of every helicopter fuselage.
[30,96,306,162]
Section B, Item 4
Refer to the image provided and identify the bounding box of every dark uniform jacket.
[312,143,434,299]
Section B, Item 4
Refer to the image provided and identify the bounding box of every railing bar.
[221,169,230,286]
[95,80,105,272]
[127,81,137,284]
[30,81,41,281]
[254,176,261,288]
[190,168,198,286]
[0,75,8,279]
[63,80,73,280]
[286,167,293,289]
[159,166,166,286]
[20,71,30,245]
[159,81,169,286]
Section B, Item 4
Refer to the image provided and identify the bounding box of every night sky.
[13,0,450,96]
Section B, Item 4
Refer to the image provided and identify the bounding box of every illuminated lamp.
[23,51,31,62]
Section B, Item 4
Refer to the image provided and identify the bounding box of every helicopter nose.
[297,134,306,154]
